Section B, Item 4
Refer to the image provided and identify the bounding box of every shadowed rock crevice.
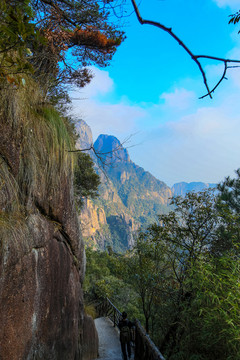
[35,200,80,268]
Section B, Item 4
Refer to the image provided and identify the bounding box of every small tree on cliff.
[74,152,100,207]
[0,0,125,101]
[0,1,36,84]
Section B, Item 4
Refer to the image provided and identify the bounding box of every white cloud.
[212,0,240,10]
[170,107,227,137]
[169,106,240,181]
[71,66,240,186]
[160,88,196,111]
[130,102,240,186]
[74,98,146,140]
[71,67,147,140]
[72,66,114,98]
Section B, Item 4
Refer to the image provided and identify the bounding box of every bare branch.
[68,133,137,169]
[199,62,227,99]
[130,0,240,99]
[68,146,93,153]
[38,0,78,27]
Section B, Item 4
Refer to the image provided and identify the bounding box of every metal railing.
[134,320,166,360]
[96,297,122,327]
[96,297,166,360]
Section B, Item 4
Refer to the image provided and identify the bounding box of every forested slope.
[85,177,240,360]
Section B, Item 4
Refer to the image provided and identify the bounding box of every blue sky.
[71,0,240,186]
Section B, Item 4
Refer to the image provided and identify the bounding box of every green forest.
[84,175,240,360]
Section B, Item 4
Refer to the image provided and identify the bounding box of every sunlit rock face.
[80,198,107,238]
[0,93,98,359]
[75,119,94,153]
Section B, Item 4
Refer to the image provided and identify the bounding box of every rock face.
[0,87,98,359]
[94,134,130,164]
[75,119,94,152]
[82,314,99,360]
[80,198,107,238]
[76,121,173,252]
[1,214,83,360]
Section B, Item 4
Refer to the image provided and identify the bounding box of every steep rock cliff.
[93,134,173,224]
[76,121,173,251]
[80,198,107,238]
[0,86,98,359]
[76,121,139,251]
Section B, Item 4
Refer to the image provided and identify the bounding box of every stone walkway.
[94,317,122,360]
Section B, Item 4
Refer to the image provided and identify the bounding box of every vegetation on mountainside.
[102,160,171,217]
[83,137,172,252]
[0,4,122,358]
[0,78,76,242]
[0,1,123,231]
[84,169,240,360]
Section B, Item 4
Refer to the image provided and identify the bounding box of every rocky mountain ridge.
[172,181,216,196]
[76,120,216,252]
[77,120,170,251]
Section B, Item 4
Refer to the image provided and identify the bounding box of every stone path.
[94,317,122,360]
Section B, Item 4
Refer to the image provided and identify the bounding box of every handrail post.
[114,308,116,327]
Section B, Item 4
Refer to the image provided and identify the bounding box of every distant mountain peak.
[171,182,216,196]
[75,121,217,251]
[94,134,130,165]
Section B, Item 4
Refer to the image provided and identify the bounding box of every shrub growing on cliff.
[0,77,78,217]
[74,152,100,207]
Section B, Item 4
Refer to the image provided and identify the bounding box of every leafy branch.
[131,0,240,99]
